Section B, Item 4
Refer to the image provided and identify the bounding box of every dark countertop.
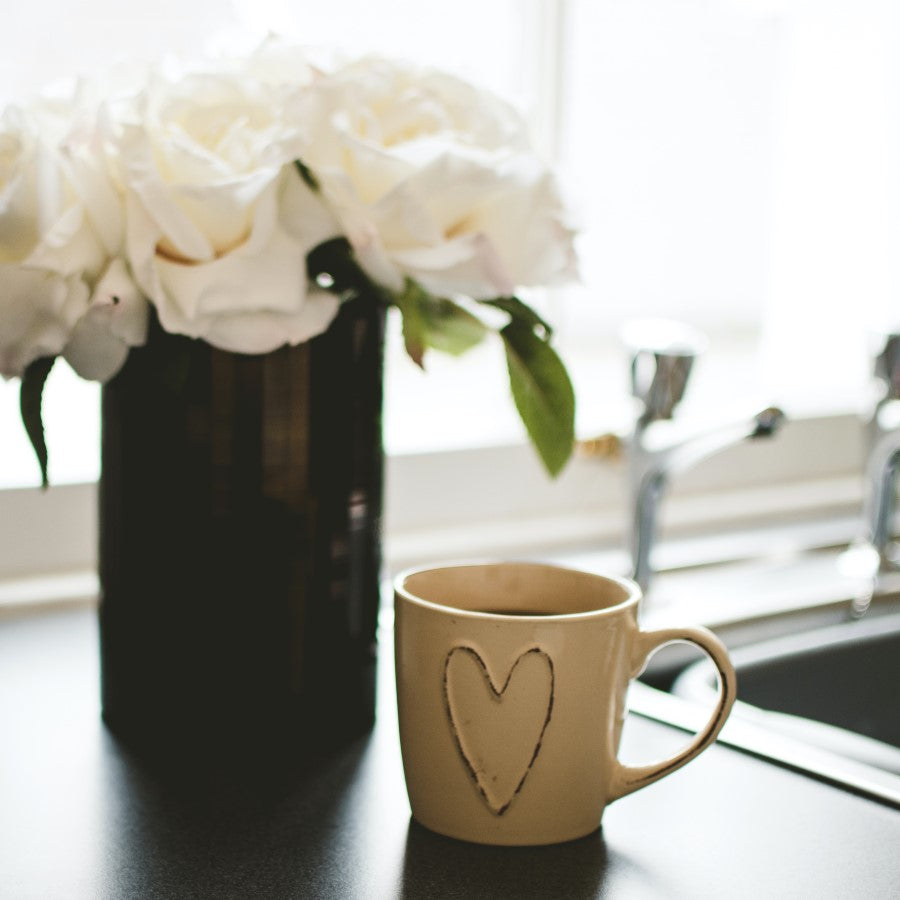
[1,606,898,899]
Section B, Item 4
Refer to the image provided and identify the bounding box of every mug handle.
[609,625,737,802]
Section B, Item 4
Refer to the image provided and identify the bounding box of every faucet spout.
[629,406,786,593]
[619,319,785,595]
[660,407,785,481]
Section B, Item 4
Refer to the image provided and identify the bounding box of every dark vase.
[98,296,385,762]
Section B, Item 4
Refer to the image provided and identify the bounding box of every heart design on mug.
[443,645,555,816]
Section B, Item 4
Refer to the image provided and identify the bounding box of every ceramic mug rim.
[393,560,641,622]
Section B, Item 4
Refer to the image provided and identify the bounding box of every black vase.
[98,297,385,761]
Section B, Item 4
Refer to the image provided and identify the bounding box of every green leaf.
[421,297,488,356]
[501,322,575,477]
[481,296,553,339]
[20,355,56,489]
[411,288,487,358]
[392,280,428,368]
[392,280,489,368]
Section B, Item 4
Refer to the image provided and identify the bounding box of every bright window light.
[1,0,898,488]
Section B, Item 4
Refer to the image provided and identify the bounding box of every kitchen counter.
[1,605,898,899]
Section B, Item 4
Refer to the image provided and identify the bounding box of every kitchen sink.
[551,542,900,803]
[664,609,900,803]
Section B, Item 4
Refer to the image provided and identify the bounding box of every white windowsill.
[0,407,873,619]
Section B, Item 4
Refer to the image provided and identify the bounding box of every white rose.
[0,99,145,380]
[202,32,327,92]
[298,57,577,299]
[107,56,343,354]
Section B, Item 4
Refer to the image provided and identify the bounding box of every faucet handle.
[873,332,900,401]
[621,319,708,423]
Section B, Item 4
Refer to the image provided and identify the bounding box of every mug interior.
[398,562,636,617]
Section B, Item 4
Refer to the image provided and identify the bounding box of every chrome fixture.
[862,332,900,567]
[844,332,900,617]
[623,319,785,593]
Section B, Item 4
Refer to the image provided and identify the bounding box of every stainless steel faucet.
[861,332,900,569]
[841,332,900,617]
[623,320,785,593]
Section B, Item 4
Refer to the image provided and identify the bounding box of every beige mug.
[394,561,736,846]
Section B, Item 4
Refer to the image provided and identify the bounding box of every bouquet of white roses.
[1,37,578,483]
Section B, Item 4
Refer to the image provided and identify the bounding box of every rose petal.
[62,142,126,257]
[0,265,89,377]
[465,164,579,288]
[118,124,215,262]
[199,288,340,353]
[124,190,167,315]
[166,166,278,258]
[62,258,149,382]
[153,220,329,352]
[278,168,342,250]
[24,203,106,279]
[90,258,149,344]
[63,314,130,382]
[391,232,514,298]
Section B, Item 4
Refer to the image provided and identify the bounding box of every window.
[1,1,893,588]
